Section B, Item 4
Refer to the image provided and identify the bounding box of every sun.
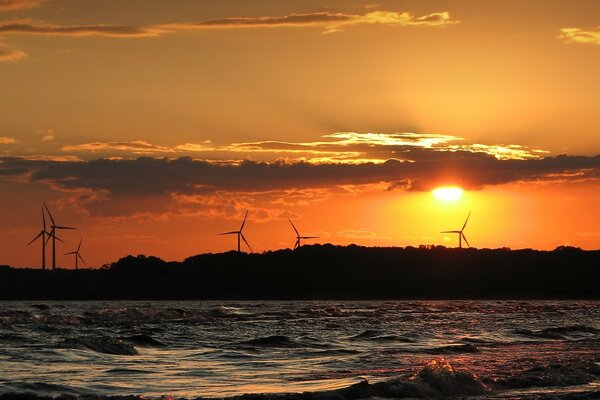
[432,186,464,202]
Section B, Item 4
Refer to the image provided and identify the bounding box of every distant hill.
[1,244,599,300]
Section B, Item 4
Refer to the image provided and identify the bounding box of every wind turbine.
[26,206,54,270]
[219,210,253,253]
[289,219,319,250]
[44,203,77,270]
[441,211,471,249]
[64,237,86,270]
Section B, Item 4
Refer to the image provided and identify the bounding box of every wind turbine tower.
[44,203,77,270]
[441,211,472,249]
[219,210,253,253]
[289,219,319,250]
[65,237,86,270]
[27,206,52,270]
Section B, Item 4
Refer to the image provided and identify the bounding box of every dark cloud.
[1,153,600,212]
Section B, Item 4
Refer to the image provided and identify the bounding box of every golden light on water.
[432,186,464,202]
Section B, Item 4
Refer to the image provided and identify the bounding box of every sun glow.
[432,186,464,202]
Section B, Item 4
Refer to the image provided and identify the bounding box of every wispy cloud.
[0,10,457,39]
[174,141,215,152]
[20,155,81,162]
[165,10,458,34]
[61,133,547,163]
[0,9,456,60]
[0,0,42,12]
[559,27,600,45]
[39,129,54,142]
[0,21,163,37]
[0,136,16,144]
[0,45,26,61]
[62,141,175,154]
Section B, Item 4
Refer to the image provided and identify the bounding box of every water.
[2,301,600,399]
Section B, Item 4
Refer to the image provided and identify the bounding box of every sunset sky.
[1,0,600,268]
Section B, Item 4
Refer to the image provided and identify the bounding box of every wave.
[514,325,600,340]
[423,343,480,355]
[497,363,600,389]
[63,337,138,355]
[120,334,165,348]
[5,359,600,399]
[349,329,414,342]
[30,304,51,311]
[240,335,300,348]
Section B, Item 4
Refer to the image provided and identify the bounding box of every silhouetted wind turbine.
[289,219,319,250]
[64,237,86,270]
[27,206,53,270]
[441,211,471,249]
[44,203,77,270]
[219,210,253,253]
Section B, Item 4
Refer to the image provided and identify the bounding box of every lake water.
[2,301,600,399]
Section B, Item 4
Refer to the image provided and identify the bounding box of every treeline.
[0,244,599,300]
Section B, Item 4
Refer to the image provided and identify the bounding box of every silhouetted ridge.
[1,245,600,299]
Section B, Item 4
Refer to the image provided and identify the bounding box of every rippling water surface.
[2,301,600,399]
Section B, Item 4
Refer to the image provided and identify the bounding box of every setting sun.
[432,186,464,202]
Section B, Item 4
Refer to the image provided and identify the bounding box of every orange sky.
[1,0,600,268]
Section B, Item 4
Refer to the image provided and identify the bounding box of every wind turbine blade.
[240,210,248,231]
[77,237,82,251]
[55,226,77,230]
[43,203,55,226]
[41,206,46,230]
[219,231,239,235]
[27,232,43,246]
[441,230,460,234]
[64,251,77,255]
[44,229,56,245]
[294,239,299,250]
[301,236,319,239]
[52,234,65,243]
[78,253,87,265]
[462,233,470,248]
[289,219,299,236]
[240,233,253,253]
[461,211,471,231]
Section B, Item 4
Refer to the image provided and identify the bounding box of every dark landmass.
[1,244,599,300]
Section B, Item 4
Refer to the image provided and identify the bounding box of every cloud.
[0,10,455,60]
[1,151,600,218]
[0,21,163,37]
[165,10,458,33]
[39,129,54,142]
[0,136,16,144]
[21,155,82,161]
[559,27,600,45]
[62,133,547,163]
[0,10,457,39]
[0,45,26,61]
[0,0,42,12]
[222,132,546,162]
[174,142,215,152]
[62,141,175,154]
